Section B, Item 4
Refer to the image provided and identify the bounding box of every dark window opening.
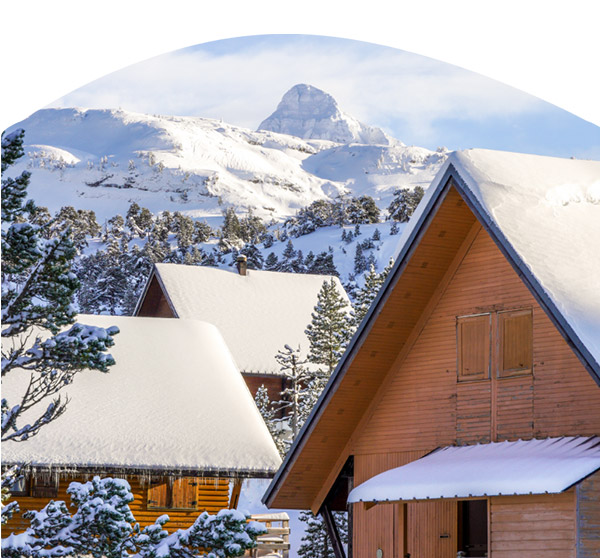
[458,500,488,557]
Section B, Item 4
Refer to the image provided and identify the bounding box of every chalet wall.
[350,226,600,557]
[577,470,600,558]
[353,226,600,457]
[4,476,230,534]
[490,493,576,558]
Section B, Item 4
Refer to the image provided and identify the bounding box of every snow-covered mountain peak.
[258,84,396,146]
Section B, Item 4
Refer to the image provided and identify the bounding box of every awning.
[348,436,600,504]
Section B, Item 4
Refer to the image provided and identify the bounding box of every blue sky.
[51,35,600,159]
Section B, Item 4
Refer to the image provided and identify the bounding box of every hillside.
[7,85,447,224]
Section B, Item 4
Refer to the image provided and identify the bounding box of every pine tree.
[1,129,119,443]
[351,259,393,328]
[273,345,313,441]
[1,476,266,558]
[354,243,367,274]
[305,279,353,376]
[297,510,348,558]
[254,385,286,457]
[387,185,425,222]
[279,240,297,272]
[264,252,279,271]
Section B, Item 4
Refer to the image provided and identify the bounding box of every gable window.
[457,309,533,381]
[457,314,491,381]
[498,309,533,377]
[147,478,198,510]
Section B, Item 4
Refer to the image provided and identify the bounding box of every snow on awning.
[348,437,600,504]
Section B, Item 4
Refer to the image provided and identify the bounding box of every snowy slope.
[7,92,446,223]
[258,84,393,145]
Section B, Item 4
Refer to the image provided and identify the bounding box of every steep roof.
[142,264,349,375]
[446,149,600,373]
[2,315,282,477]
[263,148,600,511]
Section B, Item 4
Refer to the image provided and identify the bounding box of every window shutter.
[499,309,532,377]
[457,314,490,381]
[147,482,168,508]
[171,478,198,509]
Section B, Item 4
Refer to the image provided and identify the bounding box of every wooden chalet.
[135,262,349,399]
[3,315,282,534]
[262,149,600,558]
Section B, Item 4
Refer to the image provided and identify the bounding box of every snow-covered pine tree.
[1,129,119,443]
[305,279,353,377]
[387,185,425,222]
[279,240,297,272]
[353,243,367,275]
[1,476,265,558]
[351,259,394,328]
[308,251,338,277]
[264,252,279,271]
[253,385,286,457]
[273,345,313,441]
[297,510,348,558]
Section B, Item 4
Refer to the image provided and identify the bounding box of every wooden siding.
[3,476,231,534]
[136,275,176,318]
[353,225,600,456]
[490,493,576,558]
[577,470,600,558]
[349,223,600,557]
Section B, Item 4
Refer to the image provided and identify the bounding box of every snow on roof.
[2,315,282,476]
[422,149,600,373]
[152,264,349,375]
[348,436,600,503]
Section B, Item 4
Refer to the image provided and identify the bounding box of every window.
[457,314,491,381]
[457,309,532,381]
[31,476,58,498]
[498,309,533,377]
[147,478,198,510]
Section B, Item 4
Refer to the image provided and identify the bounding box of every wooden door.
[406,500,457,558]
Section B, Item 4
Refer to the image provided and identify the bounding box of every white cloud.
[52,36,544,143]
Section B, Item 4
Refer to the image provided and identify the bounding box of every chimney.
[236,254,248,276]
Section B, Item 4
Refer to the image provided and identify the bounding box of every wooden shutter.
[147,481,169,508]
[171,478,198,509]
[457,314,490,381]
[498,309,532,377]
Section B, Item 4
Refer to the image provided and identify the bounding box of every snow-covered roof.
[438,150,600,376]
[149,264,349,375]
[348,436,600,503]
[2,315,282,476]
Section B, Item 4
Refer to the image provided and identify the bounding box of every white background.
[2,0,599,132]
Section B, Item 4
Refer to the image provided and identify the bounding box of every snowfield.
[6,86,446,224]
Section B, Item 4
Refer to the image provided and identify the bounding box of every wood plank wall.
[3,476,230,534]
[577,470,600,558]
[490,493,576,558]
[350,226,600,557]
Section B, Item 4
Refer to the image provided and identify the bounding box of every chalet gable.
[263,149,600,513]
[136,263,349,376]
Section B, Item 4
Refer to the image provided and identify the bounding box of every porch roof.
[348,436,600,504]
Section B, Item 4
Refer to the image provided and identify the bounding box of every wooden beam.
[320,503,346,558]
